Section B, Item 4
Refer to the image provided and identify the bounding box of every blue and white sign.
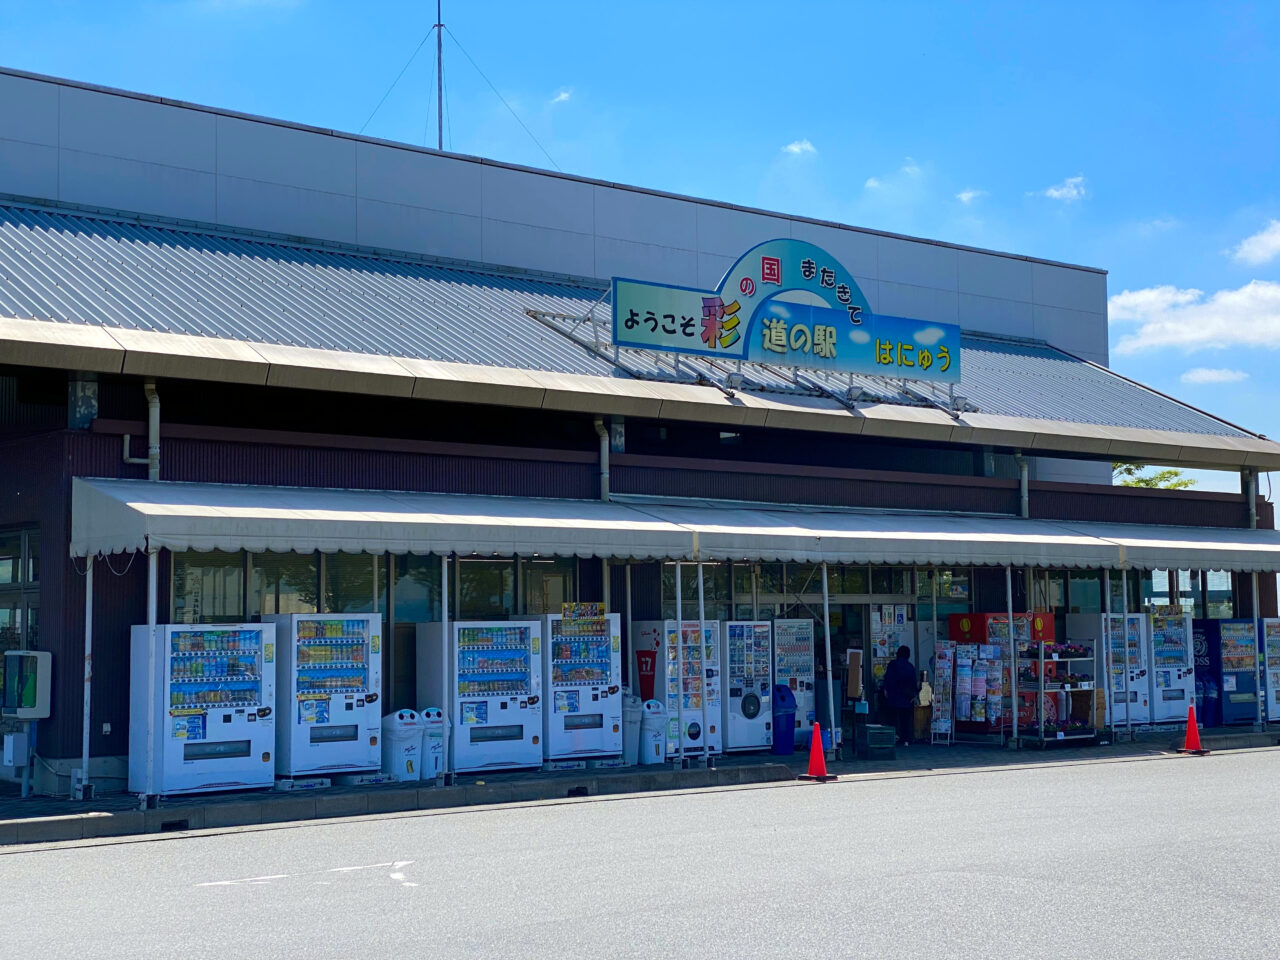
[611,238,960,383]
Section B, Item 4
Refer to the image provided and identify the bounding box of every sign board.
[612,238,961,383]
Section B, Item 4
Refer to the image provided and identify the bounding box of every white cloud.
[1109,280,1280,354]
[901,157,921,176]
[956,188,986,205]
[913,326,947,346]
[1180,367,1250,384]
[549,89,572,105]
[782,138,816,156]
[864,177,882,190]
[1232,220,1280,266]
[1038,175,1086,202]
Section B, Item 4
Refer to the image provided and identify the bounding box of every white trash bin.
[621,695,643,766]
[381,710,425,781]
[639,699,667,765]
[420,706,446,782]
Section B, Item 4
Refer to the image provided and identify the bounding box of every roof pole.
[142,546,158,807]
[697,562,710,766]
[1121,569,1133,742]
[76,556,94,800]
[440,553,451,781]
[674,562,685,768]
[1103,568,1113,734]
[821,562,836,759]
[1006,565,1017,748]
[1254,571,1264,730]
[436,0,444,151]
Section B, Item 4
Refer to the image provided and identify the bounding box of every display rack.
[1019,638,1098,745]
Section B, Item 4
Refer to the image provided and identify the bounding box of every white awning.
[70,478,1280,572]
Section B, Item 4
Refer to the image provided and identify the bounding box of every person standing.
[882,645,920,746]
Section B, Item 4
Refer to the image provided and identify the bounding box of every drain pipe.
[593,416,610,501]
[1244,469,1258,529]
[122,379,161,480]
[1016,451,1029,519]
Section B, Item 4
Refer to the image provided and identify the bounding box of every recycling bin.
[639,699,667,765]
[621,694,643,766]
[381,709,425,781]
[420,706,446,781]
[771,684,797,756]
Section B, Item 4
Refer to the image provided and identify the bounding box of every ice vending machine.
[1104,613,1150,726]
[773,619,815,748]
[632,620,722,757]
[417,621,543,772]
[1193,619,1259,725]
[1147,606,1195,723]
[268,614,382,776]
[720,621,773,751]
[543,612,622,759]
[128,623,276,795]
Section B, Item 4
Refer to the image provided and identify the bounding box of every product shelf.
[297,661,366,670]
[172,675,260,684]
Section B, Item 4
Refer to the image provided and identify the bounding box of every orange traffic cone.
[1177,704,1210,756]
[799,723,837,782]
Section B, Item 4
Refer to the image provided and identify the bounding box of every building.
[1,66,1279,795]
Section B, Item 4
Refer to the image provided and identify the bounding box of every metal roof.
[0,201,1253,442]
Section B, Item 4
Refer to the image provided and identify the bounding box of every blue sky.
[4,1,1279,491]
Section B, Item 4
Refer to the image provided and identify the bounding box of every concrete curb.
[0,762,794,847]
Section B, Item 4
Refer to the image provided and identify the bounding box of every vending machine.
[543,611,622,760]
[1103,613,1149,726]
[773,619,815,748]
[268,614,382,776]
[1147,606,1195,723]
[1261,619,1280,723]
[1193,619,1259,725]
[720,620,773,751]
[418,620,543,772]
[632,620,722,757]
[128,623,276,795]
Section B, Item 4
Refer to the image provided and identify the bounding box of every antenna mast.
[436,0,444,151]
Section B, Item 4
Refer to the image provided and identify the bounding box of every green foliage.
[1111,463,1196,489]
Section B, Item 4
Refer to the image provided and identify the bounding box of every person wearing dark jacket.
[882,645,920,746]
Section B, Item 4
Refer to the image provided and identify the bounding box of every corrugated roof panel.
[0,202,1249,439]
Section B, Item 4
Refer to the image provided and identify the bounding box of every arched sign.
[611,238,960,383]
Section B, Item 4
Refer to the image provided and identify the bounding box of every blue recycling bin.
[771,684,797,756]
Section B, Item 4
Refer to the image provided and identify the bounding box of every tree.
[1112,462,1196,489]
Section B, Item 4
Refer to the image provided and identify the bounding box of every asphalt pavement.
[4,749,1279,959]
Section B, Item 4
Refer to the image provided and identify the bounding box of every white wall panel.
[481,165,593,234]
[697,252,735,289]
[877,279,959,325]
[957,292,1034,338]
[356,197,482,262]
[877,235,958,290]
[60,149,216,222]
[355,143,481,215]
[216,116,356,196]
[0,74,59,146]
[1033,458,1111,485]
[60,86,215,172]
[216,175,356,243]
[0,138,58,200]
[481,219,594,277]
[787,220,878,279]
[1032,304,1108,361]
[1032,262,1107,314]
[956,248,1033,302]
[594,236,698,288]
[694,204,791,258]
[593,185,697,249]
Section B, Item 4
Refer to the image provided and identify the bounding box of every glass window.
[1206,570,1233,619]
[521,558,576,615]
[1068,571,1101,614]
[0,533,19,585]
[392,554,441,623]
[661,562,730,621]
[916,568,971,604]
[324,554,378,614]
[171,551,245,624]
[834,566,869,595]
[757,563,785,597]
[0,600,19,652]
[24,601,38,650]
[25,533,38,585]
[731,563,754,603]
[250,552,318,617]
[870,567,911,596]
[456,559,515,620]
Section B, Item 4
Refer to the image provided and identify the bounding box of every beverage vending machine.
[773,619,815,748]
[1103,613,1149,726]
[418,620,544,772]
[128,623,276,795]
[720,621,773,751]
[632,620,722,757]
[1261,619,1280,723]
[1193,619,1259,725]
[542,611,622,760]
[268,614,382,776]
[1147,606,1195,723]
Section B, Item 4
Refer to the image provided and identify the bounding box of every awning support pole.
[697,562,710,766]
[1103,569,1113,736]
[674,562,686,768]
[821,562,836,759]
[1006,566,1017,748]
[1254,571,1264,730]
[602,558,610,612]
[624,564,633,693]
[1121,569,1133,742]
[931,567,942,744]
[371,554,378,613]
[441,554,451,782]
[751,563,759,620]
[76,556,94,800]
[142,547,158,806]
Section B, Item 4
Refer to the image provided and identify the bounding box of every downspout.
[1245,469,1258,529]
[1016,451,1029,519]
[593,416,610,501]
[145,379,160,482]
